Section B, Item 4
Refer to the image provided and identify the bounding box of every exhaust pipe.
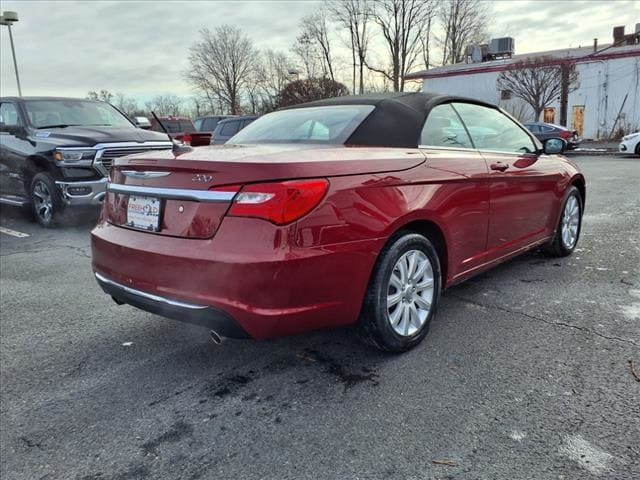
[209,330,223,345]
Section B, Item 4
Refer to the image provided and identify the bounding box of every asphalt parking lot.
[1,154,639,480]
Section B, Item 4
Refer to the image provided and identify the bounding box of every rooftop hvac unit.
[488,37,515,57]
[465,44,483,63]
[480,44,489,59]
[613,26,625,43]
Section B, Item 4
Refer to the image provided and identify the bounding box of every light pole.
[0,11,22,96]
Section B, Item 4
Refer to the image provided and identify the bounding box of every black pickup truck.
[0,97,173,226]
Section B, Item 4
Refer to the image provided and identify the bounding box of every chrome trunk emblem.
[122,171,171,179]
[192,174,213,183]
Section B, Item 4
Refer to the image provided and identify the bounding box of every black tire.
[29,172,64,227]
[635,142,639,157]
[544,186,583,257]
[359,232,442,353]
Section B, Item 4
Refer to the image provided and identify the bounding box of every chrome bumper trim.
[55,178,108,205]
[94,272,208,310]
[106,183,236,202]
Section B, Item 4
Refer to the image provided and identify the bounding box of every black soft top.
[284,92,498,148]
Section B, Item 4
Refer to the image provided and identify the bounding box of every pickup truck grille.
[99,146,171,169]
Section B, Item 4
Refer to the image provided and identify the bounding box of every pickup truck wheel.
[30,172,63,227]
[359,232,442,353]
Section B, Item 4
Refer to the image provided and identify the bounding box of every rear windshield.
[228,105,374,145]
[24,100,133,129]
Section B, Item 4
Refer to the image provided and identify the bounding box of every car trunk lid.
[105,144,424,239]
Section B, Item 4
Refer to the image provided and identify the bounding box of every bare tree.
[87,90,114,103]
[113,93,139,117]
[292,32,322,79]
[329,0,371,94]
[255,50,295,112]
[186,25,257,115]
[497,57,579,121]
[420,11,435,70]
[438,0,489,65]
[501,98,530,122]
[365,0,437,92]
[298,12,336,80]
[279,78,349,107]
[144,94,185,117]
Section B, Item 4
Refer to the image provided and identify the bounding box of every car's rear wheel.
[635,142,640,157]
[544,186,582,257]
[30,172,63,227]
[359,232,441,352]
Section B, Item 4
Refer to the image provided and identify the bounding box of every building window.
[500,89,512,100]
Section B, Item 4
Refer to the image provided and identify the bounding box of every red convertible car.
[91,93,585,352]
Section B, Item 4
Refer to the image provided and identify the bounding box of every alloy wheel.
[561,195,580,249]
[32,181,53,223]
[386,250,434,336]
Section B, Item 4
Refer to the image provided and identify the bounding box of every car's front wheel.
[359,232,442,352]
[544,186,583,257]
[30,172,63,227]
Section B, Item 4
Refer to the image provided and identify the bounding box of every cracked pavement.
[1,155,639,479]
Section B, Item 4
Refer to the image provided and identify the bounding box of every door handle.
[490,162,509,172]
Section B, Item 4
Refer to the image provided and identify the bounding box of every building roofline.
[405,45,640,80]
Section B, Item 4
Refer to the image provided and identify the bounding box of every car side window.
[0,103,20,127]
[221,121,240,136]
[452,103,536,154]
[526,124,539,133]
[420,104,473,149]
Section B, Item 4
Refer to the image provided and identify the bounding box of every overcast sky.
[1,0,638,101]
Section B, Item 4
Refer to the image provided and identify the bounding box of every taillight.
[560,131,571,139]
[228,179,328,225]
[182,134,193,145]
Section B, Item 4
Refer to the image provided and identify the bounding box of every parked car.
[194,115,235,133]
[618,131,640,156]
[132,116,151,129]
[210,115,257,144]
[0,97,172,226]
[523,122,581,149]
[149,117,211,146]
[92,93,584,352]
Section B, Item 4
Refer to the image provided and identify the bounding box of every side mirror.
[543,137,567,155]
[134,117,151,130]
[0,123,25,136]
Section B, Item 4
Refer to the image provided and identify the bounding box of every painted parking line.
[0,226,30,238]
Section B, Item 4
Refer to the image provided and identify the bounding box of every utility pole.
[559,61,571,127]
[0,11,22,96]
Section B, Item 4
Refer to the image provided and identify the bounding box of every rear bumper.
[91,219,381,339]
[567,138,581,149]
[56,178,107,206]
[95,272,249,338]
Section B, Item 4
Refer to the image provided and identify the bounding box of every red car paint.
[91,143,584,339]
